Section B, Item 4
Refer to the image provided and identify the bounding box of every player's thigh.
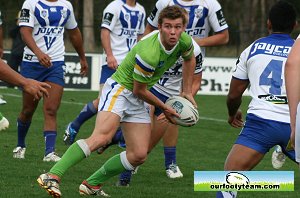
[43,82,63,112]
[122,122,151,160]
[225,144,264,171]
[86,111,121,151]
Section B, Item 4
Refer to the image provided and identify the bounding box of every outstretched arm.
[0,59,50,99]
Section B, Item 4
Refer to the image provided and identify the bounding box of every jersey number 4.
[259,59,283,95]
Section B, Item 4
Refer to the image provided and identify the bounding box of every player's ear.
[158,23,162,30]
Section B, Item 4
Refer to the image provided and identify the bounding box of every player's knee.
[21,108,35,119]
[44,106,57,117]
[130,151,148,165]
[224,160,250,171]
[86,133,112,151]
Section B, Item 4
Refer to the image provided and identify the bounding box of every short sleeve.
[64,2,78,30]
[147,0,167,29]
[232,45,252,80]
[101,2,119,31]
[19,0,35,28]
[207,0,228,33]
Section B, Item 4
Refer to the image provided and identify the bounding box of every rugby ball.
[165,96,199,127]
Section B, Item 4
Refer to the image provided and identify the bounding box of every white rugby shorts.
[98,78,151,124]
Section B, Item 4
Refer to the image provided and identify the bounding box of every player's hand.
[228,109,244,128]
[181,92,198,108]
[23,79,51,100]
[107,55,118,70]
[80,59,88,76]
[161,105,180,125]
[36,51,52,68]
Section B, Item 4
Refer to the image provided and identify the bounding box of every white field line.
[2,93,227,123]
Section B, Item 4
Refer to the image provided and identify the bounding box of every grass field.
[0,88,299,198]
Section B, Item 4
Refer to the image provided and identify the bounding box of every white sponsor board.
[2,51,243,95]
[200,57,236,95]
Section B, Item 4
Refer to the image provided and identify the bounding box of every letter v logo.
[44,36,56,50]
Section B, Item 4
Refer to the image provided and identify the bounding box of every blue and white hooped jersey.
[19,0,77,62]
[147,0,228,57]
[101,0,145,65]
[233,34,295,123]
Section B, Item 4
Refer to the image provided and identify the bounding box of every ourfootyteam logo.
[226,172,250,185]
[194,8,203,18]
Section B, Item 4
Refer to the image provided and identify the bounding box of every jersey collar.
[158,32,178,55]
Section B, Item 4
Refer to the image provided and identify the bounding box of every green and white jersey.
[112,31,193,90]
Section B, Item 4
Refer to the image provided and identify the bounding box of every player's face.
[158,18,184,50]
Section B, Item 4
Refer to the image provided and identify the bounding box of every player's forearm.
[133,81,167,111]
[101,28,113,56]
[227,96,242,117]
[194,30,229,47]
[135,89,166,111]
[20,27,43,56]
[182,56,196,95]
[68,28,86,61]
[192,73,202,96]
[0,59,26,86]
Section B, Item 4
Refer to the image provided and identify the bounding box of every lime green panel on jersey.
[112,31,193,91]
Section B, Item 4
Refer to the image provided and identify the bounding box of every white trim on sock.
[120,151,134,171]
[76,139,91,157]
